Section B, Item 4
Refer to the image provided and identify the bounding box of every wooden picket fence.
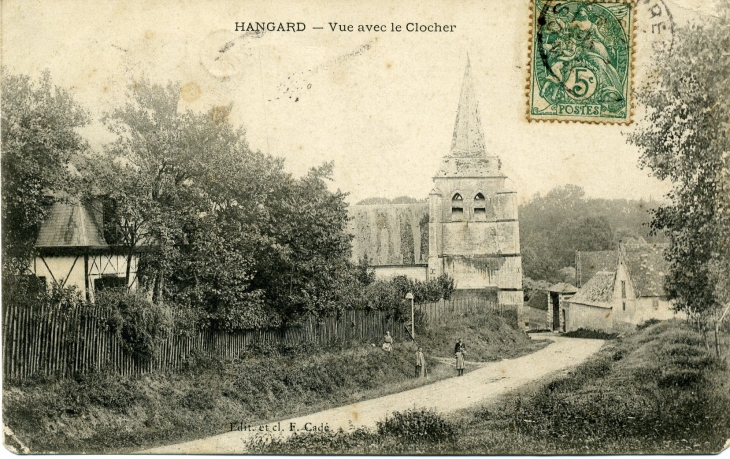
[415,296,501,322]
[2,303,408,381]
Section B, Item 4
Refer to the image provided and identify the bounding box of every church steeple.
[450,56,486,157]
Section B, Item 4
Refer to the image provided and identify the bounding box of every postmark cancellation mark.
[528,0,634,123]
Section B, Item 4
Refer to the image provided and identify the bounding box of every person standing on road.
[415,347,426,378]
[454,338,466,376]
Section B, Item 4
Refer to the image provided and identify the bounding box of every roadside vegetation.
[249,319,730,455]
[2,311,538,453]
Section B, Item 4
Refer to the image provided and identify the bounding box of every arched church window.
[451,193,464,221]
[474,193,487,221]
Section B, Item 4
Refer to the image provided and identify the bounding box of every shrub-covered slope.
[3,312,537,453]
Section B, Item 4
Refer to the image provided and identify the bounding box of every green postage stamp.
[528,0,634,123]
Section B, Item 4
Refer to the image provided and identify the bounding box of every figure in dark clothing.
[454,338,466,376]
[415,347,426,378]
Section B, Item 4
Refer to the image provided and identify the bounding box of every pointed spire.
[450,55,486,157]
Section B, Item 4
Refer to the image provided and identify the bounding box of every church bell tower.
[427,57,524,323]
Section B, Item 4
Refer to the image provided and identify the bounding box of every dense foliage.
[519,184,666,282]
[96,289,173,362]
[627,20,730,327]
[1,69,89,272]
[68,80,357,330]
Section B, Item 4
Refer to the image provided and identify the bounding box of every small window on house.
[652,298,659,310]
[451,193,463,221]
[94,275,126,292]
[473,193,486,221]
[621,280,626,299]
[622,301,626,311]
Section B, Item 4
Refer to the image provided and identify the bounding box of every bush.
[96,289,172,362]
[362,275,455,313]
[376,408,456,444]
[562,328,618,339]
[637,318,661,330]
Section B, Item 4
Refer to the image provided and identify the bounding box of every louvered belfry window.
[474,192,486,221]
[451,193,463,221]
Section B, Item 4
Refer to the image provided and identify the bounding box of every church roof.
[450,56,486,157]
[35,200,107,248]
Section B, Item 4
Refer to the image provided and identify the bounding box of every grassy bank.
[249,319,730,454]
[415,310,542,362]
[3,311,539,453]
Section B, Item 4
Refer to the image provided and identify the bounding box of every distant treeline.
[519,184,667,282]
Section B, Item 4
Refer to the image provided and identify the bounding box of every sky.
[2,0,723,205]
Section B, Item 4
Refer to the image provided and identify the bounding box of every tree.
[1,69,89,272]
[249,162,355,322]
[76,80,200,298]
[627,18,730,354]
[80,79,358,329]
[519,185,615,281]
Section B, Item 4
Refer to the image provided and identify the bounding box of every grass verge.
[2,311,540,453]
[248,319,730,454]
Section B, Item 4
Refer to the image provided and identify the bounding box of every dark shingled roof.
[568,271,615,308]
[576,250,617,287]
[548,282,578,294]
[35,201,107,248]
[621,244,669,298]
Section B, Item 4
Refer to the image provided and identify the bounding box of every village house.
[31,197,138,302]
[565,243,675,332]
[348,58,524,322]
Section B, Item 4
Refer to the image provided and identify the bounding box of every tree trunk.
[152,272,163,305]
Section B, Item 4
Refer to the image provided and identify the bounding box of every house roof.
[621,244,669,298]
[548,282,578,294]
[526,289,548,310]
[568,271,615,308]
[35,200,107,248]
[576,250,617,287]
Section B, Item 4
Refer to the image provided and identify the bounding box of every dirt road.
[142,336,604,454]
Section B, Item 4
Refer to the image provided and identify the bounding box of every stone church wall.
[348,203,428,266]
[441,221,519,255]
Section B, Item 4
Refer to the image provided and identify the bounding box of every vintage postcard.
[1,0,729,455]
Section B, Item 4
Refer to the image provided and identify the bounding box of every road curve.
[141,336,605,454]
